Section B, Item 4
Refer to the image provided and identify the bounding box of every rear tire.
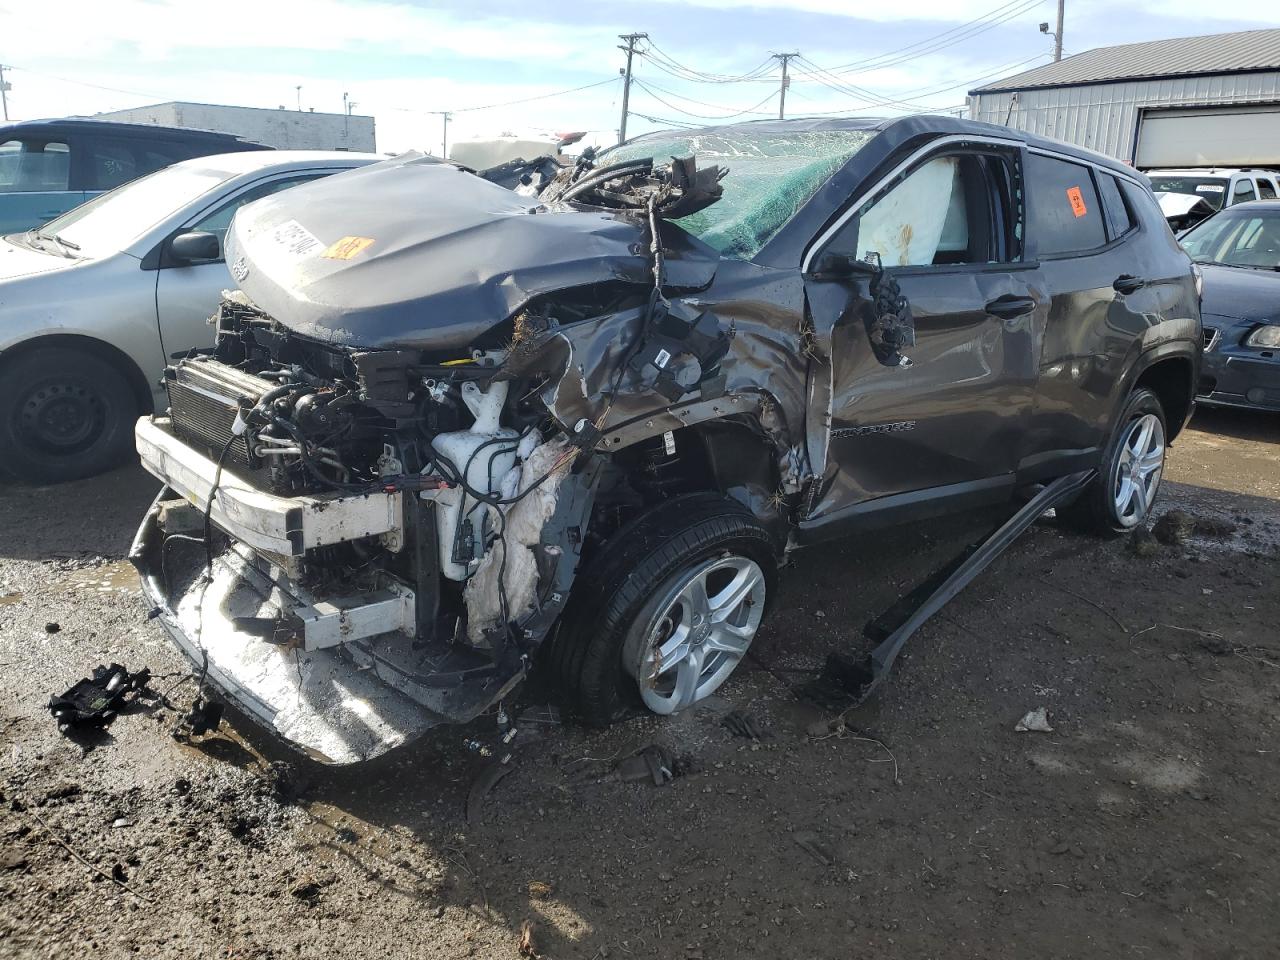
[545,493,777,726]
[1059,386,1166,536]
[0,347,139,483]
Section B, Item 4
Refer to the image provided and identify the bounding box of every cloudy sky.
[1,0,1275,154]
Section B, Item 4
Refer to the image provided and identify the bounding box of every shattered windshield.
[604,129,877,259]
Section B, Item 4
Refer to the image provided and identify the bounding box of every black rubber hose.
[558,158,654,204]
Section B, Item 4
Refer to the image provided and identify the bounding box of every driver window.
[828,152,1010,268]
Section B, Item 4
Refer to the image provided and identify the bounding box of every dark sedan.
[1182,200,1280,412]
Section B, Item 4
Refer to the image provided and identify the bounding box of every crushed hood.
[225,155,720,353]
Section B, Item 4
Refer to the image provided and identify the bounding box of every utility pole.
[1040,0,1064,62]
[0,64,9,121]
[441,111,451,158]
[617,32,647,144]
[296,85,303,111]
[772,52,799,120]
[1054,0,1064,62]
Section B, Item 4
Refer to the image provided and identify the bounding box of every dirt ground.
[2,407,1278,960]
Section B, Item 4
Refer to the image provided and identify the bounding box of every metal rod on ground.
[617,32,647,144]
[773,52,799,120]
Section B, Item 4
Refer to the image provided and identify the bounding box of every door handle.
[1113,275,1147,294]
[985,295,1036,319]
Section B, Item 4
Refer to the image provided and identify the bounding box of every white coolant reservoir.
[429,380,520,581]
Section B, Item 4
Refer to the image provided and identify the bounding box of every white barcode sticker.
[270,219,323,258]
[654,348,672,369]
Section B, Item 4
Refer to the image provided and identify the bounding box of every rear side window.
[1257,178,1276,200]
[1119,179,1168,234]
[88,138,190,191]
[1026,153,1105,256]
[1231,178,1257,203]
[90,139,140,190]
[1096,173,1134,241]
[0,138,70,192]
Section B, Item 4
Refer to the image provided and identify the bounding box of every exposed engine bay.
[129,149,761,763]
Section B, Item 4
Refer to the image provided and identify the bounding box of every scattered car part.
[721,709,767,741]
[804,471,1094,711]
[616,744,675,786]
[48,663,151,731]
[1015,707,1054,732]
[181,696,225,737]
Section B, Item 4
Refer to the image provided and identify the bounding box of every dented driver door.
[798,146,1043,527]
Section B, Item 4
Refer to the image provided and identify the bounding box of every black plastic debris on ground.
[183,696,224,737]
[721,709,769,741]
[48,664,151,733]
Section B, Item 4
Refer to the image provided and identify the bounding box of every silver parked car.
[0,150,381,481]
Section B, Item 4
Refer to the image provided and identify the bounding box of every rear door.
[152,172,331,360]
[802,141,1042,516]
[1020,155,1176,471]
[0,135,85,233]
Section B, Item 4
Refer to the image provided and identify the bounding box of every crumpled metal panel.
[226,155,719,354]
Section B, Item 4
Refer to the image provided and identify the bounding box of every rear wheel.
[1059,386,1166,535]
[0,347,139,483]
[546,493,776,726]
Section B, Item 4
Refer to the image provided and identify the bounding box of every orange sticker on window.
[1066,186,1088,218]
[323,236,375,260]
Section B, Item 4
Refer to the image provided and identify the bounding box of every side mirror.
[813,251,879,280]
[169,230,221,263]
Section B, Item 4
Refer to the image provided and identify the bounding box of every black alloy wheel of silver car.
[1059,386,1168,535]
[0,347,139,483]
[547,492,777,725]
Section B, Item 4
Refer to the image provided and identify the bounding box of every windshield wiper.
[26,228,81,256]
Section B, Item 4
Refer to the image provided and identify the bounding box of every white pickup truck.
[1147,168,1280,209]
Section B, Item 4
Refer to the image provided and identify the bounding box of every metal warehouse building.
[97,102,376,153]
[968,28,1280,166]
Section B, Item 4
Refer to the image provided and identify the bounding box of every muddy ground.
[2,407,1278,960]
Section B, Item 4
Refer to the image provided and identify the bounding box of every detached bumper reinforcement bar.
[815,470,1096,708]
[135,416,402,557]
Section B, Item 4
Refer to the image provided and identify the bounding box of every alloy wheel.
[1111,412,1165,527]
[624,554,766,715]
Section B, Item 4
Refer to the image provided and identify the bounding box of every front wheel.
[546,493,777,726]
[1059,386,1166,535]
[0,347,140,483]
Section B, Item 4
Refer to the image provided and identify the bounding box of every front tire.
[546,493,777,726]
[0,347,140,483]
[1059,386,1166,536]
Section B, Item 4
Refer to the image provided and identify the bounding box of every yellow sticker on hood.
[323,236,376,260]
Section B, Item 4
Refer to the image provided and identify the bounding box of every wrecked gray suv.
[130,117,1200,763]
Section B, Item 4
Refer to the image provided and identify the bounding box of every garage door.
[1136,104,1280,167]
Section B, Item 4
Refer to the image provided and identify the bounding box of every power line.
[631,78,777,121]
[3,63,170,102]
[784,52,1051,116]
[823,0,1046,75]
[447,77,620,114]
[639,41,776,84]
